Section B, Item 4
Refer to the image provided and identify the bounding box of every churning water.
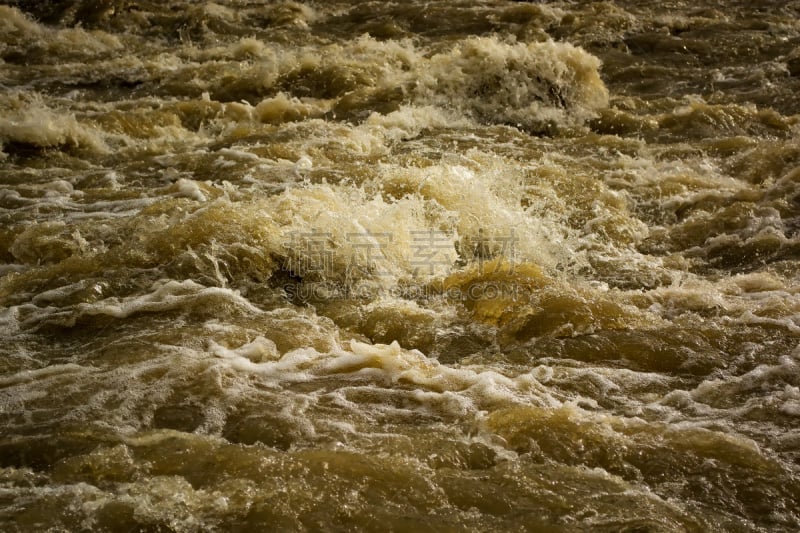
[1,0,799,530]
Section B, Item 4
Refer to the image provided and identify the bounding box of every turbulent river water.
[1,0,800,531]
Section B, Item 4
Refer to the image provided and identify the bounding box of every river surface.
[1,1,800,531]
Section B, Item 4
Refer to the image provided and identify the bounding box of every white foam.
[416,36,609,128]
[173,178,208,202]
[0,93,109,153]
[212,338,562,415]
[69,280,263,321]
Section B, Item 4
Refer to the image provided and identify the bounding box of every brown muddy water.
[1,0,800,531]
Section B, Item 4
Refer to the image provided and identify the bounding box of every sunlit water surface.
[1,0,800,530]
